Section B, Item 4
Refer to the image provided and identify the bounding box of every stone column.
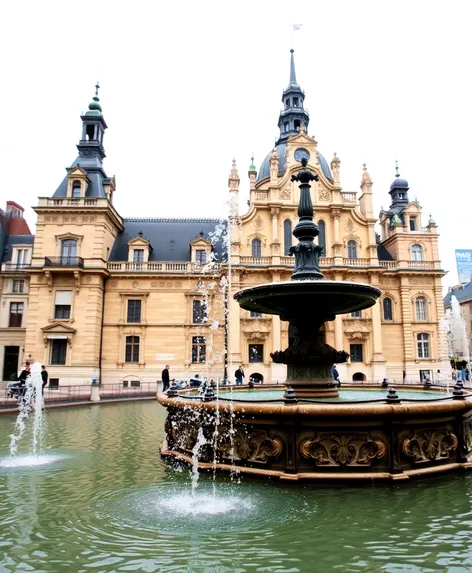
[400,276,414,371]
[331,210,343,265]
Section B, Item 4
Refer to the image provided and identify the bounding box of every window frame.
[191,336,206,363]
[125,336,140,363]
[415,297,427,321]
[347,240,357,259]
[127,299,142,323]
[249,343,264,363]
[12,279,25,293]
[50,339,67,365]
[195,250,207,264]
[9,302,24,327]
[417,333,430,359]
[192,299,208,324]
[382,297,393,321]
[133,249,144,264]
[252,238,262,258]
[411,244,423,262]
[350,343,363,363]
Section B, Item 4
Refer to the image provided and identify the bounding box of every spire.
[77,82,108,163]
[248,154,257,174]
[276,50,309,146]
[395,159,400,178]
[389,159,409,208]
[289,49,297,86]
[86,81,102,116]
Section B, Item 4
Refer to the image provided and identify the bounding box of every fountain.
[158,159,472,482]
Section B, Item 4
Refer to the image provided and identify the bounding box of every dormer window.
[409,217,417,231]
[133,249,144,263]
[293,97,299,107]
[71,180,81,198]
[195,250,206,264]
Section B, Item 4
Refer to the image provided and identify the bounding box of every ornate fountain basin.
[234,280,381,320]
[158,387,472,483]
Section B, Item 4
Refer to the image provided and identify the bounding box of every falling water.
[9,362,45,457]
[451,296,471,385]
[191,427,207,498]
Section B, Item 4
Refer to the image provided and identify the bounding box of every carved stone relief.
[300,433,386,466]
[218,429,283,463]
[279,188,291,200]
[318,189,331,202]
[344,219,362,247]
[402,429,458,462]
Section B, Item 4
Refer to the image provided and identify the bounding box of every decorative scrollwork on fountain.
[300,434,386,466]
[463,417,472,452]
[218,429,283,463]
[402,429,458,463]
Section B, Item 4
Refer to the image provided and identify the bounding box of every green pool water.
[209,388,449,402]
[1,401,472,572]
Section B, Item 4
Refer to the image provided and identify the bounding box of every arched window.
[318,220,326,256]
[383,297,393,321]
[411,244,423,262]
[284,219,292,256]
[71,180,81,198]
[252,238,261,258]
[347,240,357,259]
[415,297,427,321]
[61,239,77,261]
[417,333,430,359]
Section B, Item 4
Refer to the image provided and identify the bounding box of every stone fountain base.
[158,388,472,483]
[286,365,339,398]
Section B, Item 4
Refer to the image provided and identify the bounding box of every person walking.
[162,365,170,392]
[41,365,48,395]
[235,366,245,386]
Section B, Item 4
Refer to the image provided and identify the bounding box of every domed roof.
[256,143,333,183]
[389,176,409,192]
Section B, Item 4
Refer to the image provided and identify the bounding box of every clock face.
[294,148,310,163]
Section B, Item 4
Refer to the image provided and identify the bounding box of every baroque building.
[0,54,449,386]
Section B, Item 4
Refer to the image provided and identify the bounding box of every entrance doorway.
[3,346,20,382]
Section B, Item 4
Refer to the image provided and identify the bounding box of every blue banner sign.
[455,249,472,284]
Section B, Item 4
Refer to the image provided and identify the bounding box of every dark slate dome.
[256,143,333,183]
[389,176,409,191]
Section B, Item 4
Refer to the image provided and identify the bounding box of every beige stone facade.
[0,61,450,387]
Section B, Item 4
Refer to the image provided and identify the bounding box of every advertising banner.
[455,249,472,284]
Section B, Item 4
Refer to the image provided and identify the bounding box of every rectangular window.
[192,300,207,324]
[249,344,264,363]
[133,249,144,263]
[417,334,430,359]
[16,249,28,265]
[125,336,140,363]
[12,279,25,293]
[351,311,361,318]
[54,290,72,320]
[293,97,299,107]
[195,250,207,264]
[49,378,59,389]
[191,336,206,363]
[127,300,142,323]
[61,240,77,259]
[9,302,23,327]
[350,344,363,362]
[420,369,432,383]
[250,311,262,318]
[409,217,417,231]
[50,340,67,365]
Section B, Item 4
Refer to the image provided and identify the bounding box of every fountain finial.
[289,158,323,280]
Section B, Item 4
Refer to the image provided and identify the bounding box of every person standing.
[235,366,245,385]
[162,365,170,392]
[332,364,341,387]
[41,365,48,394]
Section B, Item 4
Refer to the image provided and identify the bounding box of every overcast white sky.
[1,0,470,287]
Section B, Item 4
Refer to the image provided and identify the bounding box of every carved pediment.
[189,237,212,247]
[241,318,271,340]
[128,237,152,249]
[67,166,88,178]
[344,318,371,341]
[41,322,77,334]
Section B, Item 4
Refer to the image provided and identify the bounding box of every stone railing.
[341,192,357,202]
[407,261,436,270]
[239,256,272,265]
[38,197,105,208]
[379,261,398,269]
[45,256,84,268]
[107,261,220,273]
[1,263,31,271]
[343,258,370,266]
